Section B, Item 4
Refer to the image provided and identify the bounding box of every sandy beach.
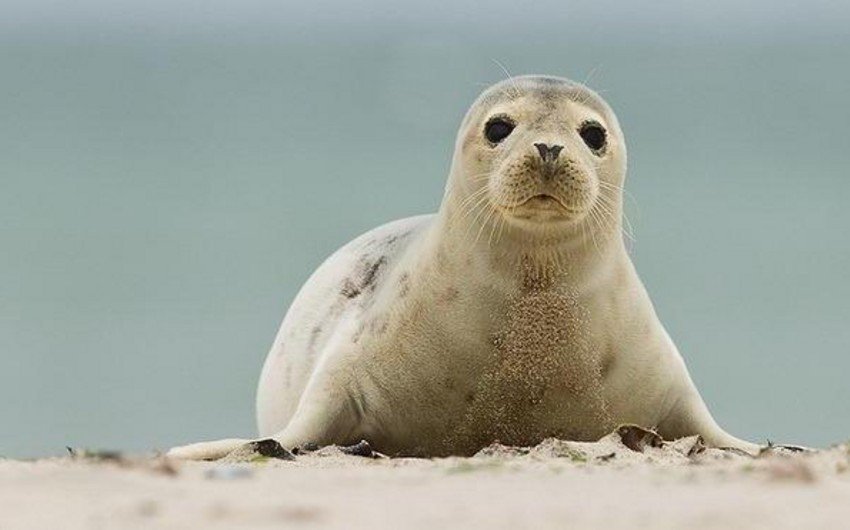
[3,429,848,530]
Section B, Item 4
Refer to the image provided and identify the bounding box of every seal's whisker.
[472,203,498,247]
[467,173,494,182]
[593,192,618,221]
[580,64,603,90]
[487,213,499,248]
[585,209,600,251]
[593,175,637,243]
[462,194,496,242]
[487,206,508,250]
[580,211,591,254]
[569,65,603,105]
[593,196,621,237]
[491,58,522,98]
[598,180,640,216]
[495,212,508,247]
[453,197,492,243]
[455,184,489,210]
[585,205,607,258]
[486,203,505,249]
[452,186,490,221]
[622,213,636,243]
[455,188,492,227]
[595,191,635,243]
[443,172,491,206]
[593,200,616,227]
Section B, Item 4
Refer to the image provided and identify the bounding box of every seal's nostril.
[534,143,564,162]
[534,143,548,160]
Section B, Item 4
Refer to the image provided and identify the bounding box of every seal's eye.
[579,121,607,152]
[484,118,515,144]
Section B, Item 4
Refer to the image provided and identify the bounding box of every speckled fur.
[169,76,757,461]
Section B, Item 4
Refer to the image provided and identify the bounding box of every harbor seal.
[169,75,758,460]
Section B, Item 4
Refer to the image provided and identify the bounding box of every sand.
[2,429,849,530]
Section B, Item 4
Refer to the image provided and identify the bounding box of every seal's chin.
[499,193,587,225]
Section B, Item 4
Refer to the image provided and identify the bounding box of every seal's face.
[454,76,626,233]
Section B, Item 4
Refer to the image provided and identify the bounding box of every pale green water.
[2,6,849,457]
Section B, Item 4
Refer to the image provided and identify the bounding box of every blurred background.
[2,1,849,458]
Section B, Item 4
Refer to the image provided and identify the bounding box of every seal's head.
[449,76,626,235]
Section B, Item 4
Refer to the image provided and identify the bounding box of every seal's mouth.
[497,193,587,225]
[516,193,586,215]
[519,193,566,209]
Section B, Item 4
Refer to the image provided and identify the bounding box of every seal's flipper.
[166,438,250,460]
[656,388,760,455]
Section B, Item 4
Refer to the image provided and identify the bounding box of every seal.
[169,75,759,460]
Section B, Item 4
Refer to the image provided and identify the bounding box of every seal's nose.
[534,143,564,163]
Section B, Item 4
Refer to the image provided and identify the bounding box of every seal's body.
[170,76,756,459]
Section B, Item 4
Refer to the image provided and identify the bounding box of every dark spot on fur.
[440,286,459,303]
[373,229,412,251]
[531,76,568,86]
[366,315,389,335]
[341,256,388,299]
[601,354,615,379]
[465,392,476,403]
[352,323,365,344]
[362,257,386,289]
[436,249,448,270]
[536,88,563,107]
[398,272,410,298]
[341,279,361,298]
[308,325,322,351]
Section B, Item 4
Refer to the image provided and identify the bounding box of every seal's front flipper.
[167,437,297,462]
[218,438,296,462]
[166,438,251,460]
[168,361,365,461]
[656,388,762,456]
